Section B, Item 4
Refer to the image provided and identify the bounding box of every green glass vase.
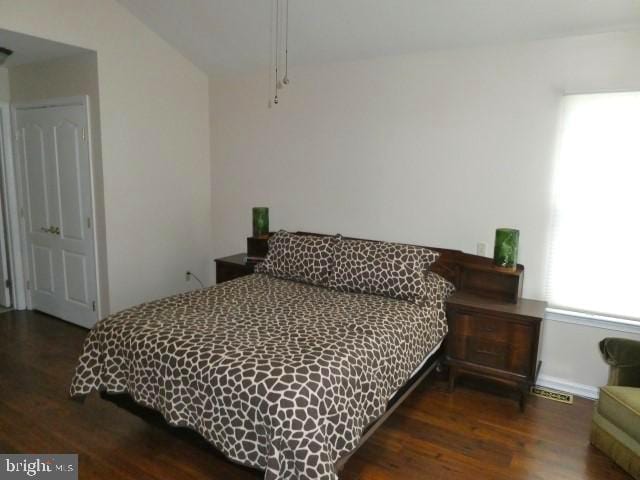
[493,228,519,271]
[252,207,269,238]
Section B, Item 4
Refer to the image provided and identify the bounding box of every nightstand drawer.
[472,315,510,342]
[448,334,509,370]
[448,325,534,376]
[467,337,508,370]
[448,310,509,342]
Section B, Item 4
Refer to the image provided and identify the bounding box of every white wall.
[1,0,211,314]
[210,30,640,394]
[9,52,109,315]
[0,67,8,102]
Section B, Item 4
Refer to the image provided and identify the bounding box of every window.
[546,91,640,321]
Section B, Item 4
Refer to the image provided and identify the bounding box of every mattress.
[71,273,450,480]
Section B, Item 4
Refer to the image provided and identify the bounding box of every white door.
[0,113,12,307]
[15,103,97,328]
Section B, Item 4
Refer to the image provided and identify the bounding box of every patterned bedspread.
[70,273,449,479]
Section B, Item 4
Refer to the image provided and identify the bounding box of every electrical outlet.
[476,242,488,257]
[185,271,191,282]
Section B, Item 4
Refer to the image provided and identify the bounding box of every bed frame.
[103,232,524,473]
[335,343,444,470]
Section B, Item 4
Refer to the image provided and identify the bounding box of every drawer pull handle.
[475,348,499,356]
[480,326,496,332]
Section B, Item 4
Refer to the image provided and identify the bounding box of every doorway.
[0,28,106,327]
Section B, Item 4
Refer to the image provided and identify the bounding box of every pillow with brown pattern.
[255,230,337,286]
[329,239,440,303]
[422,271,456,308]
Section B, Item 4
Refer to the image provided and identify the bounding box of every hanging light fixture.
[0,47,13,67]
[282,0,289,86]
[271,0,290,106]
[273,0,279,105]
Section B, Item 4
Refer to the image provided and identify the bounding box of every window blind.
[545,91,640,320]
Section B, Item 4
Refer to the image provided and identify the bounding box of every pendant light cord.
[270,0,289,105]
[283,0,289,84]
[274,0,279,104]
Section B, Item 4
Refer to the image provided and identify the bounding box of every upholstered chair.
[591,337,640,479]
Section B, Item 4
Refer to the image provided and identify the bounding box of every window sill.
[546,308,640,334]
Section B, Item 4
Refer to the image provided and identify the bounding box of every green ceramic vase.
[252,207,269,238]
[494,228,519,270]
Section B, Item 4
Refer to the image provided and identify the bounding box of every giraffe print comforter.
[70,273,450,479]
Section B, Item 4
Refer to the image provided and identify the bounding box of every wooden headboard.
[296,232,524,304]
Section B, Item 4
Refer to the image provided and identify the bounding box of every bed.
[70,232,522,479]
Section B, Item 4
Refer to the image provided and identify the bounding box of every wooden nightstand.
[215,253,259,284]
[446,292,547,411]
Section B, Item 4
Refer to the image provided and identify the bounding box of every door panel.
[23,123,50,234]
[32,245,54,294]
[62,250,88,305]
[16,103,97,328]
[55,121,85,241]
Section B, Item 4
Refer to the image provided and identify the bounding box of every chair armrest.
[600,338,640,387]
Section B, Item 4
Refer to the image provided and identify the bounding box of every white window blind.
[546,91,640,321]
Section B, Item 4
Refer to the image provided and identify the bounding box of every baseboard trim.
[537,374,599,400]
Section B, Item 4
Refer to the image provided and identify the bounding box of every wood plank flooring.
[0,310,630,479]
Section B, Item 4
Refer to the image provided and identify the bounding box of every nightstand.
[215,253,259,284]
[445,292,547,411]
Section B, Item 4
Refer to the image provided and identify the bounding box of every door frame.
[10,95,103,320]
[0,100,26,310]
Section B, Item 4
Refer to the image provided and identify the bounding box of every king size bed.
[70,231,520,479]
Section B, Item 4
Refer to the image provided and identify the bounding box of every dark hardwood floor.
[0,310,629,479]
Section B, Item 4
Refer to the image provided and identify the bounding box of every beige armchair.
[591,337,640,479]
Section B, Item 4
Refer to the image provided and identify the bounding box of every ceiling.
[0,29,90,68]
[116,0,640,75]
